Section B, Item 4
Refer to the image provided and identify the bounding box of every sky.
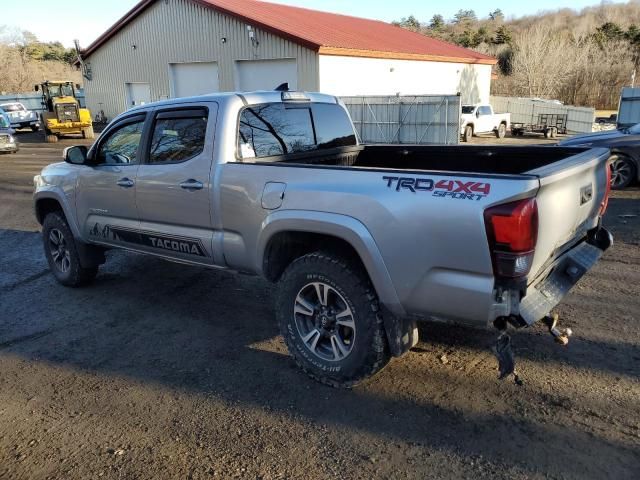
[1,0,606,48]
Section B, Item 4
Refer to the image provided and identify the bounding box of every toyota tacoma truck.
[33,90,612,387]
[461,104,510,142]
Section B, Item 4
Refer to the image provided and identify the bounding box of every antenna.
[275,82,289,92]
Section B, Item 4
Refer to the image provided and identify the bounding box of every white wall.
[319,55,492,104]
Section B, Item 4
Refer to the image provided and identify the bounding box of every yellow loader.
[35,81,94,143]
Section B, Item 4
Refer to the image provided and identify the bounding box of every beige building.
[80,0,496,120]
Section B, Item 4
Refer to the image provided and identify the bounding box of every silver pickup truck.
[33,90,613,387]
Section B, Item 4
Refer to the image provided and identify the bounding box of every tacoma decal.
[89,223,207,257]
[383,176,490,200]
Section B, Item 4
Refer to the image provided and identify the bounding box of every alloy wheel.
[293,282,356,362]
[611,158,633,189]
[48,228,71,273]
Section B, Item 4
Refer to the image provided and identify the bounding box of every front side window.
[238,102,356,160]
[97,120,145,165]
[149,111,208,164]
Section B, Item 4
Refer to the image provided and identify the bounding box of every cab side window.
[96,119,145,165]
[148,109,208,164]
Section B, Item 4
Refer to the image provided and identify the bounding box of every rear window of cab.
[237,102,356,160]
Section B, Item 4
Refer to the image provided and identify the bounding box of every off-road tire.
[82,126,95,139]
[463,125,473,142]
[42,212,98,287]
[496,123,507,139]
[45,132,58,143]
[276,252,390,388]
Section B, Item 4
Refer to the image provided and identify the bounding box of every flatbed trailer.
[511,113,568,138]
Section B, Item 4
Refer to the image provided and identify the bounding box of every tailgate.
[527,147,610,280]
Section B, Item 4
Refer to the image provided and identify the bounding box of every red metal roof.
[83,0,497,65]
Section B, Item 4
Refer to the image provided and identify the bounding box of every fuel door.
[261,182,287,210]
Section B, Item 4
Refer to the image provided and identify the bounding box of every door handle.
[117,178,135,188]
[180,179,204,191]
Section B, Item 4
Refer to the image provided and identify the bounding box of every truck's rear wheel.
[82,126,95,139]
[42,212,98,287]
[276,252,390,387]
[496,123,506,139]
[463,125,473,142]
[44,132,58,143]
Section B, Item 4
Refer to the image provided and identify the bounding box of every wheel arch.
[34,191,82,239]
[257,211,405,317]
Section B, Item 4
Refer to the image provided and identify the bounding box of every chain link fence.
[490,96,595,134]
[340,95,461,145]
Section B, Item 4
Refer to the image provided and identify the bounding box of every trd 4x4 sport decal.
[89,223,208,257]
[383,176,491,201]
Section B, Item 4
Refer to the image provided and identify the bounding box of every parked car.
[0,109,19,154]
[595,113,617,125]
[460,104,510,142]
[0,102,40,131]
[33,90,612,386]
[558,123,640,189]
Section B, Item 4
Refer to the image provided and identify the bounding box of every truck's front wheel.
[276,252,390,387]
[463,125,473,142]
[42,212,98,287]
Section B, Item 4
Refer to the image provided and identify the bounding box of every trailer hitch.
[542,313,572,345]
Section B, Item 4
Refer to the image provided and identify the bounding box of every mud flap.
[76,241,106,268]
[383,313,419,357]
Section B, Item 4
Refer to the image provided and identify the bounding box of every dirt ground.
[0,131,638,480]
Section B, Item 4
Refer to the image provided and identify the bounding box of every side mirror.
[34,85,40,92]
[475,110,480,118]
[63,145,88,165]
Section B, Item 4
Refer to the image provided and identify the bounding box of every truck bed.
[268,145,590,176]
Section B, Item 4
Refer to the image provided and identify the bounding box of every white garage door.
[235,59,298,91]
[125,82,151,108]
[169,62,219,98]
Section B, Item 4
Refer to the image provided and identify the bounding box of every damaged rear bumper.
[518,227,613,326]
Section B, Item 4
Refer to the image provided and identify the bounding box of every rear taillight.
[484,198,538,278]
[600,163,612,216]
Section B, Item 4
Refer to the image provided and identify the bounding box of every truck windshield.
[0,104,23,112]
[238,102,356,159]
[47,84,75,97]
[461,106,475,114]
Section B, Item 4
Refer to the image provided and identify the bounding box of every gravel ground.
[0,131,638,479]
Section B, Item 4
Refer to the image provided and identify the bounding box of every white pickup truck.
[461,104,510,142]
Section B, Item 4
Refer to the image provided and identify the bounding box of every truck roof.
[125,91,340,115]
